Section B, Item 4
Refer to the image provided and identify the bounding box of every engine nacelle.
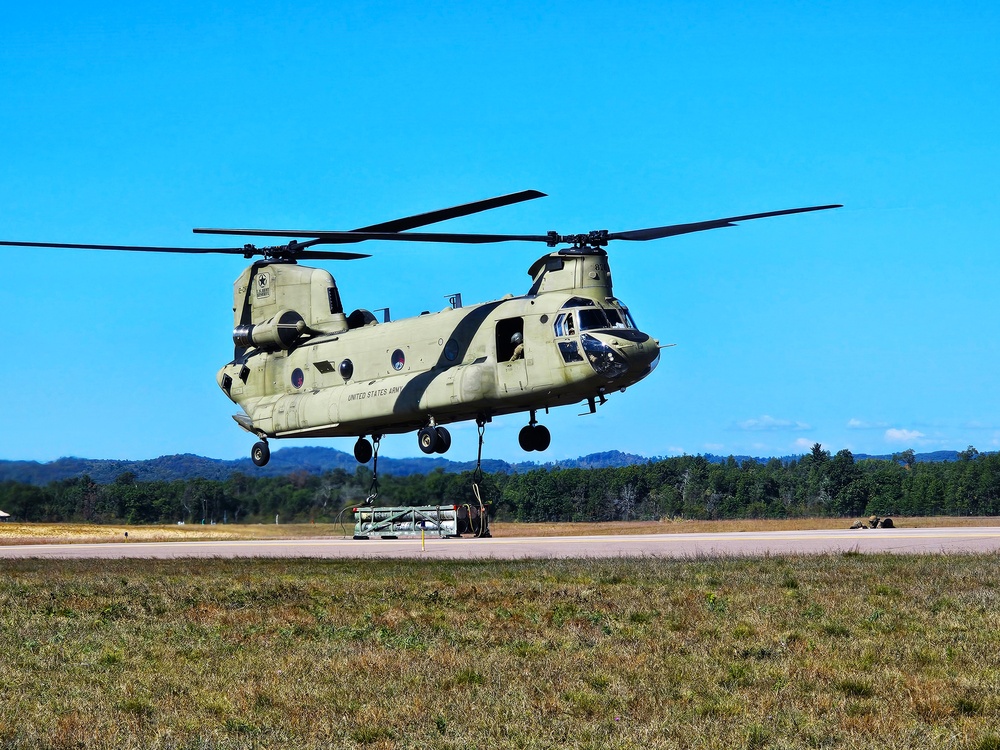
[233,309,306,351]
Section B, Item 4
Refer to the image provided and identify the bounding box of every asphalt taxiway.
[1,527,999,560]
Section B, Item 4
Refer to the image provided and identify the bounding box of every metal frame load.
[352,504,490,539]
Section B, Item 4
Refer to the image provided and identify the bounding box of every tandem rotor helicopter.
[1,191,839,481]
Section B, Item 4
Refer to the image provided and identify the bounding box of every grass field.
[1,516,998,546]
[2,554,1000,749]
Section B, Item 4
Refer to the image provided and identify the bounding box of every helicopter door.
[495,317,528,393]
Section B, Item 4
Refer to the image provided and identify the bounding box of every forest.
[0,445,997,525]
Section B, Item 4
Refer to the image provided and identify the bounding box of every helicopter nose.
[611,331,660,376]
[581,331,660,381]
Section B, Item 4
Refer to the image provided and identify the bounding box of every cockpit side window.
[554,313,575,337]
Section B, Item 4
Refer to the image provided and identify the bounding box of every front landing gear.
[251,440,270,467]
[518,411,550,452]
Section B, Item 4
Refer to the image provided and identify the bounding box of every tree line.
[1,444,997,525]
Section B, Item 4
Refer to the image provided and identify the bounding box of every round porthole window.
[339,359,354,380]
[444,339,460,362]
[291,368,304,389]
[391,349,405,371]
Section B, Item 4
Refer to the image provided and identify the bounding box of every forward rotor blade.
[194,203,841,248]
[607,204,842,242]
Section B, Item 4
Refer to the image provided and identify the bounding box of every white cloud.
[847,418,888,430]
[884,428,925,443]
[704,443,725,452]
[793,437,815,450]
[736,415,811,432]
[963,420,994,430]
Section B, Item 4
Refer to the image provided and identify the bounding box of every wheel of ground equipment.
[251,441,270,467]
[353,437,373,464]
[434,426,452,454]
[418,425,440,454]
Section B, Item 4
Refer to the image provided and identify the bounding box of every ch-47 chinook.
[1,191,840,478]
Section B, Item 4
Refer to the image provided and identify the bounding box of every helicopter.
[1,191,840,475]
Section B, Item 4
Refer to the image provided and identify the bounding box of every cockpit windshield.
[578,309,610,331]
[555,303,637,337]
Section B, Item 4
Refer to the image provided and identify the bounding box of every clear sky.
[2,1,998,465]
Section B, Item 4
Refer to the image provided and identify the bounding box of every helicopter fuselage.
[216,247,660,444]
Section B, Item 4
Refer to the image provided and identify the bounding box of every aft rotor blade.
[193,228,551,244]
[0,239,370,260]
[354,189,547,233]
[607,204,843,242]
[195,189,548,239]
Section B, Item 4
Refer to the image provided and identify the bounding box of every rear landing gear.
[518,411,550,452]
[251,440,270,467]
[354,437,373,464]
[417,424,451,455]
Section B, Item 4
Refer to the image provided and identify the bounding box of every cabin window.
[339,359,354,380]
[291,368,304,389]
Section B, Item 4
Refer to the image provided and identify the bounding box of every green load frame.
[353,504,490,539]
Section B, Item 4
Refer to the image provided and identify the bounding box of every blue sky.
[2,1,998,464]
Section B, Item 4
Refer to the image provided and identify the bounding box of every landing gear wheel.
[518,424,551,452]
[533,424,551,452]
[353,437,373,464]
[251,441,270,467]
[418,426,439,454]
[434,426,451,454]
[518,425,535,452]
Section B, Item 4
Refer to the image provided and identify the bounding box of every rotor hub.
[546,230,609,249]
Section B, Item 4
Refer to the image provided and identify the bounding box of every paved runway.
[2,527,1000,560]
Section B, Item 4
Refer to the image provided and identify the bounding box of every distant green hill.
[0,447,654,485]
[0,447,963,486]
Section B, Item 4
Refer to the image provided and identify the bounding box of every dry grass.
[0,522,343,546]
[1,516,997,546]
[492,515,1000,536]
[1,555,1000,749]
